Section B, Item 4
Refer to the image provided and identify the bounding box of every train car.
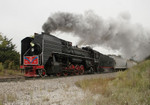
[109,55,137,71]
[99,53,116,72]
[20,33,115,77]
[126,60,137,68]
[109,55,127,70]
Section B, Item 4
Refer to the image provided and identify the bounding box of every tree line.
[0,33,20,70]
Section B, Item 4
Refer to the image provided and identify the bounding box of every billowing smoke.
[42,11,150,61]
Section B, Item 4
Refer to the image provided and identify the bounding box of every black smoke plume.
[42,11,150,61]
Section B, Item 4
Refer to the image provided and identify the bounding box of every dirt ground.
[0,73,117,105]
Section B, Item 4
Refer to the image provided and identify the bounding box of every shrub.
[0,63,4,72]
[3,60,10,69]
[8,61,14,69]
[3,60,19,70]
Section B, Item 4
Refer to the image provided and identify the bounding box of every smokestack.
[42,11,150,61]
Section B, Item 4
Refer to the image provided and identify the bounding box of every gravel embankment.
[0,72,117,105]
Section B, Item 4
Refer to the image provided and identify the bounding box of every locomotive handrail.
[23,47,31,56]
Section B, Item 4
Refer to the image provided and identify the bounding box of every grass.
[0,101,2,105]
[0,69,23,77]
[75,78,114,96]
[0,62,23,77]
[76,60,150,105]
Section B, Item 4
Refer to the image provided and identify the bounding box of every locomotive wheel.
[63,72,68,76]
[63,67,68,76]
[70,72,74,76]
[56,73,61,77]
[79,65,84,75]
[69,64,75,75]
[75,65,80,75]
[75,71,79,75]
[38,69,46,77]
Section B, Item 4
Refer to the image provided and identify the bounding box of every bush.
[3,60,19,70]
[8,61,14,69]
[3,60,10,69]
[0,63,4,72]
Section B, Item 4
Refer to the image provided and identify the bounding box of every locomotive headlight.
[30,42,35,47]
[31,48,34,52]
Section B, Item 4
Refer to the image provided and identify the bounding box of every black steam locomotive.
[20,33,115,77]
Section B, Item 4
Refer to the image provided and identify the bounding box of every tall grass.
[0,63,23,76]
[76,60,150,105]
[109,60,150,105]
[0,63,4,72]
[75,78,114,96]
[0,69,23,76]
[0,63,5,76]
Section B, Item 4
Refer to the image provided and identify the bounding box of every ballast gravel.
[0,73,116,105]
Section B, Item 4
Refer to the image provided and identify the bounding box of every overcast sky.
[0,0,150,54]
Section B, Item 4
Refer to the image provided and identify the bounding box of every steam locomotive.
[20,33,116,77]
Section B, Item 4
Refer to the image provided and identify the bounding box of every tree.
[0,33,20,69]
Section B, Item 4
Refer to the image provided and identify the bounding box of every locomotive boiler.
[20,33,115,77]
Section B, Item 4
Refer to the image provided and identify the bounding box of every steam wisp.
[42,11,150,61]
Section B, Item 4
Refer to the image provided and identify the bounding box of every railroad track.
[0,76,53,82]
[0,76,25,82]
[0,72,116,82]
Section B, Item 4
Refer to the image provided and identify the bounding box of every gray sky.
[0,0,150,55]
